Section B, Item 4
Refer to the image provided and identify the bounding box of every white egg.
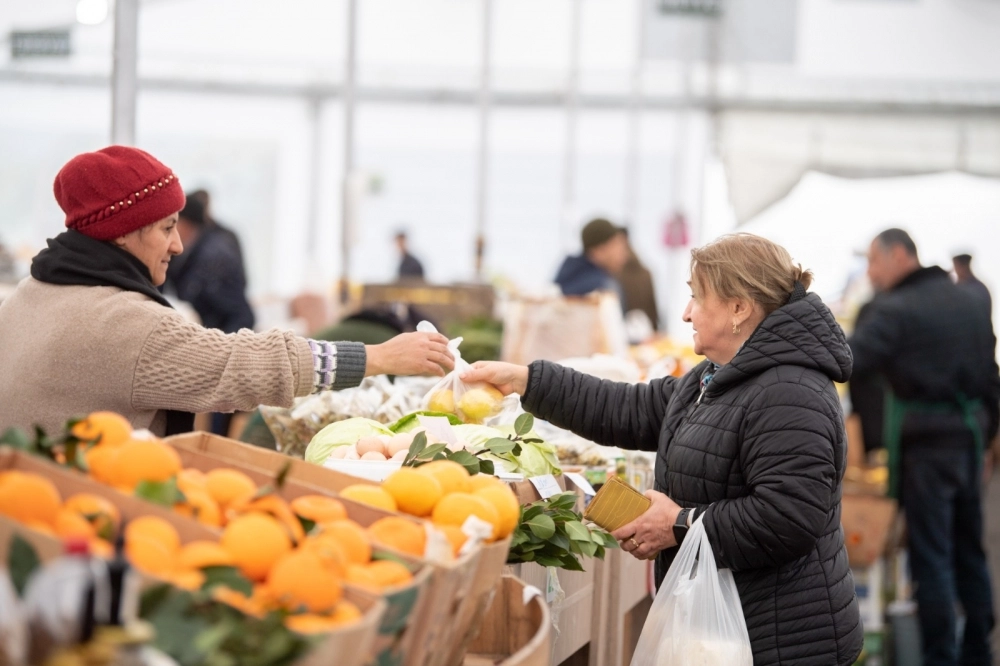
[329,446,349,459]
[344,447,361,460]
[356,436,387,457]
[361,451,387,461]
[386,432,415,456]
[390,449,408,461]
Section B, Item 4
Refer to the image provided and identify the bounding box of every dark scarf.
[31,230,195,435]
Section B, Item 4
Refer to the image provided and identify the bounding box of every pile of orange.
[341,460,520,556]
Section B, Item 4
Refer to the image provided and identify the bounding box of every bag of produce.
[418,322,503,424]
[631,517,752,666]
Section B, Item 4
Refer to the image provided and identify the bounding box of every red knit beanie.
[53,146,185,241]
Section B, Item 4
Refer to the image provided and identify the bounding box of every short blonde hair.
[690,233,814,315]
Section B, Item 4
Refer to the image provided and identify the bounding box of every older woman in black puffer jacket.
[464,233,863,666]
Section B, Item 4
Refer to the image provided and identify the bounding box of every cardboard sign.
[529,474,562,499]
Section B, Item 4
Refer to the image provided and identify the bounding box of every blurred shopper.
[0,146,453,437]
[953,253,992,318]
[850,228,1000,666]
[467,233,863,665]
[617,230,660,333]
[396,231,425,280]
[554,218,629,299]
[847,299,885,454]
[188,189,247,284]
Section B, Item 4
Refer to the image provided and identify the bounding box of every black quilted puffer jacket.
[522,293,863,666]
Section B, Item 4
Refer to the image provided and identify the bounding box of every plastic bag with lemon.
[418,322,504,425]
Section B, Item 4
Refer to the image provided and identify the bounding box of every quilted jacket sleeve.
[703,382,839,571]
[521,360,677,453]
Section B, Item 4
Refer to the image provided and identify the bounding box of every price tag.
[565,472,596,497]
[529,474,562,499]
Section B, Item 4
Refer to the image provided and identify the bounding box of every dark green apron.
[883,391,985,499]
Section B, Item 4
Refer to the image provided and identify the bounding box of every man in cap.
[953,253,992,320]
[554,218,630,299]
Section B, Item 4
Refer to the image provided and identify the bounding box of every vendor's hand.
[612,490,682,561]
[461,361,529,396]
[365,332,453,377]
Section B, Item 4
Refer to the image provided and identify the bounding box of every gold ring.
[629,538,639,549]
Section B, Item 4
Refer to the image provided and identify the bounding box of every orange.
[63,493,121,541]
[285,613,340,635]
[416,460,471,495]
[474,486,520,539]
[467,474,505,492]
[173,489,222,528]
[178,541,235,570]
[316,520,372,566]
[267,550,343,613]
[54,508,96,539]
[228,495,304,545]
[431,493,500,541]
[221,513,292,582]
[366,560,414,589]
[176,468,208,494]
[437,525,468,557]
[89,538,114,559]
[205,469,257,509]
[330,601,362,626]
[381,469,443,517]
[126,534,175,574]
[300,535,349,576]
[339,485,397,513]
[167,569,206,591]
[109,440,182,489]
[124,516,181,555]
[72,412,132,447]
[0,472,61,526]
[367,517,426,558]
[344,564,379,591]
[290,495,347,524]
[85,446,119,484]
[213,587,263,618]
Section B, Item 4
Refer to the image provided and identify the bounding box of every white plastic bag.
[630,517,753,666]
[418,321,503,424]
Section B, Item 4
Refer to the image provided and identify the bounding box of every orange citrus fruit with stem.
[416,460,471,495]
[267,550,343,613]
[366,560,414,589]
[221,513,292,582]
[72,412,132,447]
[431,493,500,541]
[381,469,443,517]
[63,493,121,540]
[474,485,520,539]
[54,508,96,539]
[125,534,175,575]
[205,469,257,509]
[173,489,222,528]
[316,520,372,565]
[368,517,426,558]
[124,516,181,555]
[176,468,207,494]
[0,472,61,526]
[109,440,181,489]
[228,494,304,545]
[178,541,235,570]
[339,485,397,512]
[290,495,347,524]
[300,535,350,576]
[85,446,119,484]
[467,474,505,492]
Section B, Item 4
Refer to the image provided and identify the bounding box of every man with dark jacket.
[953,253,992,320]
[849,228,1000,666]
[617,231,660,332]
[554,218,630,299]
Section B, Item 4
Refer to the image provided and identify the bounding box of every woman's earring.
[732,323,741,335]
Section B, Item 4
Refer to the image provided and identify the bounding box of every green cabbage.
[305,418,392,464]
[453,424,561,477]
[390,411,464,433]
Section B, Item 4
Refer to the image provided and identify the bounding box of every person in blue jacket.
[554,218,630,299]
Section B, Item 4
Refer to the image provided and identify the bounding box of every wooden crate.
[0,448,385,666]
[464,576,551,666]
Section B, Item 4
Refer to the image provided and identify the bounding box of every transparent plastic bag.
[630,517,753,666]
[418,321,503,424]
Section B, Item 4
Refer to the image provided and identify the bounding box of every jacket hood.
[709,292,853,394]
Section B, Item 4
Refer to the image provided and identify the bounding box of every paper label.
[529,474,562,499]
[565,472,596,496]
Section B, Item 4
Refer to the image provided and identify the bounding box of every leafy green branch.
[401,430,499,476]
[507,492,619,571]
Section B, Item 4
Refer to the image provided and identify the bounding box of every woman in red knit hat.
[0,146,453,436]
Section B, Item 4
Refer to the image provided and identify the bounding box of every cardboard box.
[841,493,897,568]
[463,575,551,666]
[0,448,385,666]
[164,433,501,666]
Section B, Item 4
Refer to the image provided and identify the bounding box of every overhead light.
[76,0,109,25]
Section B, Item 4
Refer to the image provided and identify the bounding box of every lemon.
[458,387,504,423]
[428,389,456,414]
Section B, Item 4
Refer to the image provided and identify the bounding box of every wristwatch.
[673,507,692,545]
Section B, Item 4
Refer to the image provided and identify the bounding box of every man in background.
[953,253,992,318]
[554,218,630,299]
[849,228,999,666]
[396,231,425,281]
[617,229,660,333]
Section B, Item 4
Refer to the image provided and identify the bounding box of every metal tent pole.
[110,0,138,145]
[340,0,358,304]
[561,0,582,251]
[474,0,494,280]
[624,0,645,231]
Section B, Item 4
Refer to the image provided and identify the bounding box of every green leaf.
[274,461,292,490]
[421,443,449,459]
[535,555,565,567]
[525,514,556,540]
[510,531,531,548]
[8,533,40,597]
[446,450,482,476]
[297,516,316,535]
[200,566,253,597]
[194,622,232,655]
[402,431,428,466]
[548,493,577,510]
[0,427,31,451]
[564,521,592,542]
[521,505,544,522]
[134,478,186,508]
[514,413,534,437]
[548,532,571,552]
[577,540,598,557]
[478,459,496,476]
[560,554,585,571]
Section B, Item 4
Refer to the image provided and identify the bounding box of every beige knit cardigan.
[0,278,362,436]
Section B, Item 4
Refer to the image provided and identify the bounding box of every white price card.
[564,472,596,497]
[529,474,562,499]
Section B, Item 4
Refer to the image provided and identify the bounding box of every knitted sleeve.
[131,314,366,413]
